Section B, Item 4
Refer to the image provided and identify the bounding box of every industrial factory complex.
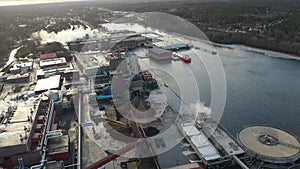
[0,24,299,169]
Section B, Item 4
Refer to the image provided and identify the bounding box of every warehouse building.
[34,75,62,94]
[6,73,30,83]
[10,62,33,75]
[111,35,152,52]
[40,53,57,60]
[148,47,172,60]
[39,58,67,69]
[0,98,47,167]
[0,96,68,168]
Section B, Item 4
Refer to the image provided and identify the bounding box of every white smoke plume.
[32,25,100,45]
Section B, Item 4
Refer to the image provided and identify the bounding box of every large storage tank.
[238,126,300,164]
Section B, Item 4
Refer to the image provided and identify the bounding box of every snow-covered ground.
[4,46,21,67]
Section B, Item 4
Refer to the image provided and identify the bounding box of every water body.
[153,46,300,168]
[218,47,300,138]
[144,45,300,139]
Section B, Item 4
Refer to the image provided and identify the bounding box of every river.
[148,44,300,168]
[218,47,300,138]
[141,42,300,139]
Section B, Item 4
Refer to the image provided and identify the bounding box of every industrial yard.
[0,10,299,169]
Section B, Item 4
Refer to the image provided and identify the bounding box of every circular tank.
[238,126,300,163]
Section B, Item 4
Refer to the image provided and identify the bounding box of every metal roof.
[181,123,221,161]
[0,102,37,148]
[34,75,61,93]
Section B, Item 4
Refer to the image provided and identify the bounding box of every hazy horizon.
[0,0,229,7]
[0,0,86,6]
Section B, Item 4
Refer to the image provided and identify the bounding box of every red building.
[40,53,57,60]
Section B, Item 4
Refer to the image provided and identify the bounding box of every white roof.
[15,62,33,68]
[10,62,33,70]
[181,123,221,161]
[182,125,201,136]
[34,75,61,92]
[36,69,45,76]
[39,57,66,67]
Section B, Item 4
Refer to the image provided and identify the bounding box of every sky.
[0,0,85,6]
[0,0,173,6]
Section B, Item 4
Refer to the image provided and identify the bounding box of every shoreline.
[213,43,300,61]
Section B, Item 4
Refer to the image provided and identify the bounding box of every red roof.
[40,53,57,60]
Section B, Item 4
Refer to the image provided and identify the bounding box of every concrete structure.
[6,73,30,83]
[75,51,110,88]
[178,120,248,168]
[109,57,126,77]
[0,94,68,168]
[162,43,191,51]
[34,75,61,94]
[47,135,69,161]
[148,47,172,60]
[39,57,67,69]
[63,70,80,82]
[0,72,6,83]
[165,163,201,169]
[0,98,53,167]
[75,52,109,77]
[111,35,152,52]
[10,62,33,74]
[36,63,75,80]
[238,126,300,164]
[36,69,45,79]
[180,123,221,162]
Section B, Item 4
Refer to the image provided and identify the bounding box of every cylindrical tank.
[238,126,300,164]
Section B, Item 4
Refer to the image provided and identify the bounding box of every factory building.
[0,98,46,167]
[162,43,191,51]
[75,51,110,86]
[0,95,69,168]
[39,57,67,69]
[67,40,86,52]
[10,62,33,75]
[34,75,62,94]
[111,35,152,52]
[6,73,30,83]
[36,69,45,79]
[39,57,67,70]
[148,47,172,60]
[40,53,57,60]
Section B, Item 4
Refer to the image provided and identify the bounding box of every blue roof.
[163,43,187,50]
